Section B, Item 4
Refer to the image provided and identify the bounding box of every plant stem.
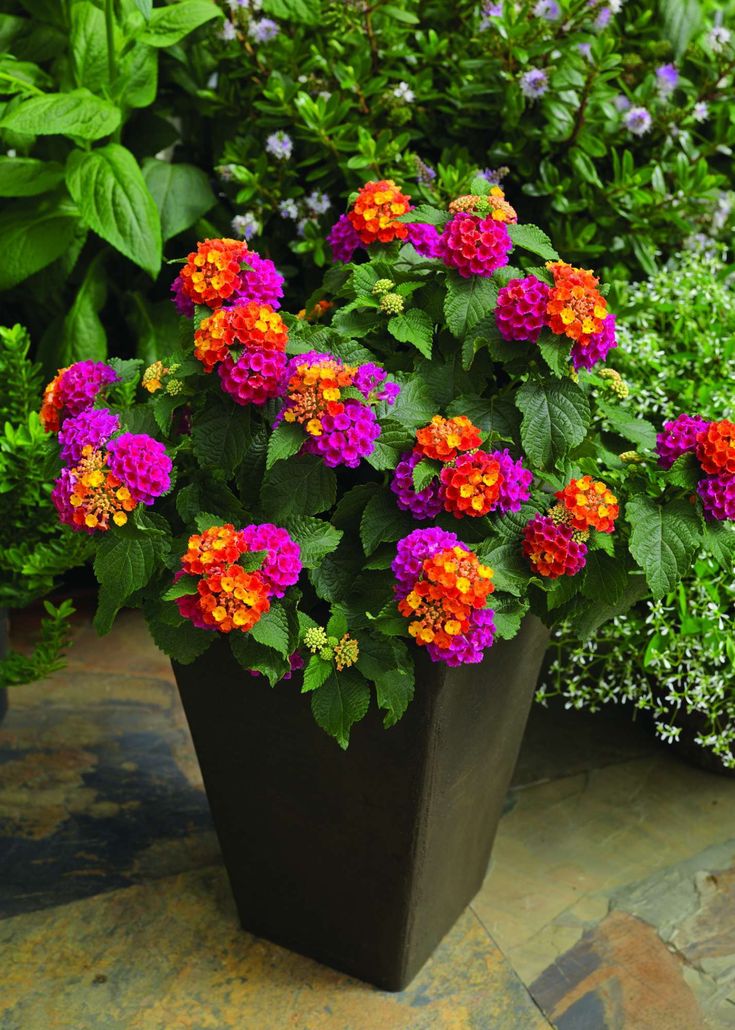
[104,0,117,86]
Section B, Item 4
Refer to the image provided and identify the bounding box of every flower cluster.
[555,476,619,534]
[178,238,248,309]
[495,275,550,342]
[392,416,532,520]
[437,212,512,278]
[393,530,496,666]
[522,514,588,579]
[656,415,735,521]
[447,187,517,224]
[40,361,119,433]
[656,413,710,469]
[347,179,411,245]
[278,352,397,468]
[57,407,120,465]
[546,262,608,347]
[327,213,364,263]
[176,522,301,634]
[52,432,171,533]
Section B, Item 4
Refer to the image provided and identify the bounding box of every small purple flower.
[265,131,293,161]
[693,101,710,123]
[520,68,549,100]
[578,42,593,60]
[305,190,331,216]
[656,63,678,97]
[231,212,260,240]
[391,450,445,521]
[248,17,279,42]
[479,1,503,29]
[352,363,400,405]
[594,6,611,28]
[534,0,561,19]
[221,19,237,41]
[278,198,299,220]
[414,156,436,185]
[613,94,631,112]
[479,166,508,185]
[623,105,652,136]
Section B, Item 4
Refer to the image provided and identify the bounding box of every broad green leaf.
[229,632,290,685]
[667,452,701,490]
[537,329,570,377]
[0,157,64,197]
[701,521,735,569]
[61,252,107,363]
[580,550,627,606]
[266,421,305,469]
[626,495,702,598]
[302,654,333,693]
[493,501,545,542]
[0,199,78,290]
[67,143,162,277]
[598,400,657,450]
[491,595,528,639]
[375,670,414,728]
[475,542,529,596]
[508,222,559,261]
[387,378,435,429]
[263,0,321,23]
[239,550,267,572]
[444,274,499,338]
[143,600,213,664]
[0,88,121,139]
[515,378,590,468]
[284,515,343,568]
[397,204,448,226]
[412,458,441,492]
[261,455,337,517]
[360,491,414,555]
[114,43,157,109]
[142,159,216,241]
[191,401,252,477]
[311,669,371,748]
[387,309,434,358]
[250,603,290,656]
[140,0,222,45]
[365,418,414,471]
[161,576,199,600]
[71,1,108,90]
[93,528,162,631]
[658,0,701,56]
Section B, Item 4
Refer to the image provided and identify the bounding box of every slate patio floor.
[1,600,734,1029]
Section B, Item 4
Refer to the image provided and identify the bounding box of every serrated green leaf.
[229,632,290,685]
[491,596,529,639]
[360,491,414,555]
[387,309,434,358]
[444,274,499,338]
[580,550,627,606]
[266,421,305,469]
[250,603,290,656]
[366,418,414,471]
[626,495,702,598]
[397,204,448,226]
[162,576,199,600]
[261,455,337,517]
[412,458,442,492]
[284,515,342,568]
[475,542,529,596]
[515,378,591,468]
[92,530,161,632]
[387,378,435,429]
[598,400,657,450]
[310,669,371,748]
[701,521,735,569]
[537,329,570,377]
[375,670,415,728]
[302,654,333,693]
[144,600,213,664]
[508,223,559,261]
[191,401,252,477]
[239,550,267,572]
[667,452,701,490]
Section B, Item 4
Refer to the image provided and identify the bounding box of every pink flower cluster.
[437,213,512,278]
[171,249,284,316]
[40,361,120,433]
[352,362,402,405]
[106,434,173,505]
[656,413,710,469]
[57,407,120,464]
[240,522,303,597]
[303,399,381,469]
[392,527,462,596]
[406,222,442,258]
[327,214,364,263]
[658,415,735,521]
[494,274,617,370]
[219,349,287,407]
[391,451,445,520]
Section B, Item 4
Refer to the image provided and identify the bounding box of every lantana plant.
[42,174,732,747]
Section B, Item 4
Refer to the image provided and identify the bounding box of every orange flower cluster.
[296,299,333,322]
[695,420,735,475]
[347,179,411,245]
[440,452,502,517]
[194,303,288,372]
[195,566,271,633]
[282,358,357,437]
[68,446,137,531]
[415,415,482,462]
[181,524,246,575]
[448,188,517,223]
[398,546,494,650]
[546,261,607,347]
[179,238,247,308]
[556,475,619,533]
[40,367,70,432]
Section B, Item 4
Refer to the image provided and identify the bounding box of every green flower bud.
[372,279,395,296]
[380,292,404,315]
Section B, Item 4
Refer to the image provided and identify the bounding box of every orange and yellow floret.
[398,547,494,651]
[40,367,70,433]
[440,452,502,517]
[282,359,357,437]
[415,415,483,462]
[178,238,247,309]
[68,446,137,531]
[448,187,517,223]
[696,420,735,476]
[347,179,411,245]
[546,261,607,347]
[556,475,619,533]
[181,524,246,575]
[195,566,270,633]
[194,302,288,372]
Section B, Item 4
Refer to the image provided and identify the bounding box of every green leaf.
[283,515,343,568]
[360,491,414,555]
[374,670,414,728]
[302,654,333,693]
[701,521,735,570]
[580,550,627,606]
[191,401,252,477]
[598,400,657,450]
[239,550,267,572]
[658,0,701,56]
[387,309,434,358]
[515,378,590,468]
[71,0,108,91]
[66,143,161,277]
[366,418,414,471]
[114,42,157,109]
[250,602,290,656]
[475,542,529,597]
[507,223,559,261]
[355,636,415,726]
[229,632,290,685]
[387,378,435,429]
[261,455,337,518]
[412,458,442,492]
[93,529,161,632]
[311,669,370,748]
[61,252,107,363]
[0,157,64,197]
[444,274,499,338]
[0,199,79,290]
[0,88,121,139]
[536,329,570,377]
[667,452,701,490]
[161,576,199,600]
[142,159,216,242]
[140,0,222,45]
[491,595,529,639]
[397,204,448,226]
[493,502,545,542]
[266,421,305,469]
[626,495,702,599]
[263,0,321,23]
[143,600,213,664]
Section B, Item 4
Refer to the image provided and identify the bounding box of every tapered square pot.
[173,615,549,991]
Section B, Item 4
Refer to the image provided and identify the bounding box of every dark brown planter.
[173,615,550,990]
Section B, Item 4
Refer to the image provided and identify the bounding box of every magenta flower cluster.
[656,413,710,469]
[106,434,173,505]
[406,222,442,258]
[327,214,364,263]
[240,522,302,597]
[218,349,288,407]
[303,399,382,469]
[53,362,120,427]
[436,213,512,278]
[391,451,445,519]
[434,608,496,667]
[495,275,550,342]
[171,250,284,316]
[697,475,735,521]
[571,313,618,371]
[57,407,120,464]
[495,448,534,511]
[353,362,401,405]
